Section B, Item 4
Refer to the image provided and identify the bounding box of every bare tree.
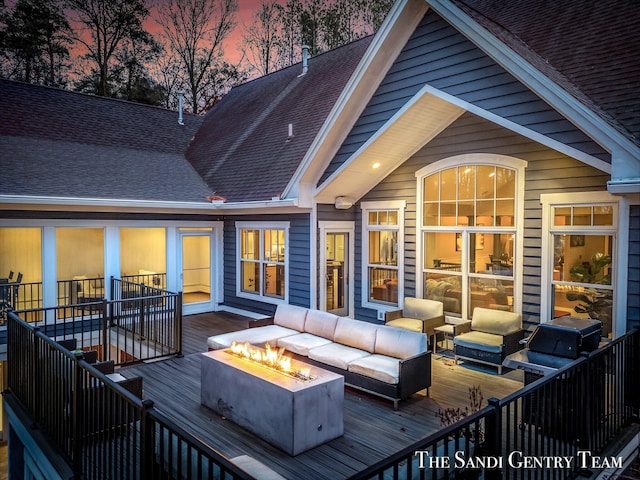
[67,0,150,96]
[156,0,238,114]
[242,1,283,76]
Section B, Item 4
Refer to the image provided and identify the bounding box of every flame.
[229,341,311,380]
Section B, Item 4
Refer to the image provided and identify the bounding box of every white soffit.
[315,91,464,204]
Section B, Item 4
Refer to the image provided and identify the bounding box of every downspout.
[177,91,185,126]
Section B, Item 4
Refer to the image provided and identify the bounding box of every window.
[543,196,616,338]
[236,222,289,302]
[417,156,525,319]
[361,201,405,308]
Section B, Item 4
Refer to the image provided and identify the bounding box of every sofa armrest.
[384,310,403,323]
[502,329,525,356]
[249,317,274,328]
[398,351,432,399]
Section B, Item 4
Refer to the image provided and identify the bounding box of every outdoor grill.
[503,317,604,441]
[503,316,603,379]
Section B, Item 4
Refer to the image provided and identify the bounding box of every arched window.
[416,155,525,319]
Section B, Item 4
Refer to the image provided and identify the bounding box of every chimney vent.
[301,45,310,76]
[177,91,185,125]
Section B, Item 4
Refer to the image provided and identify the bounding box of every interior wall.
[120,228,166,275]
[0,228,42,282]
[56,228,104,279]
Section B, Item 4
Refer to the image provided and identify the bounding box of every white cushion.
[273,304,308,331]
[303,310,339,340]
[471,307,521,335]
[333,317,378,353]
[385,318,424,333]
[348,355,400,384]
[206,325,298,350]
[308,342,370,370]
[277,333,333,356]
[375,326,427,359]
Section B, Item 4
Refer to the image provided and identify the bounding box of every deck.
[120,311,525,480]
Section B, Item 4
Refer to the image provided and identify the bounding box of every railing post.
[31,326,40,420]
[175,293,183,357]
[139,399,156,479]
[71,352,84,477]
[485,397,502,480]
[102,299,109,362]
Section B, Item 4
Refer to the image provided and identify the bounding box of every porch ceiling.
[314,91,465,204]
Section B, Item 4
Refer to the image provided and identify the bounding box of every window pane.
[369,231,397,266]
[388,211,398,225]
[458,200,474,224]
[425,272,461,314]
[423,202,439,226]
[264,263,284,298]
[368,212,378,225]
[554,234,612,285]
[440,202,457,226]
[553,207,571,226]
[379,211,388,225]
[458,166,475,200]
[241,229,260,260]
[0,228,43,311]
[369,267,398,304]
[594,206,613,226]
[553,284,612,337]
[473,234,514,275]
[441,168,457,201]
[469,278,514,314]
[120,228,166,279]
[573,206,592,226]
[475,200,494,227]
[496,200,515,226]
[264,229,285,262]
[241,261,260,293]
[496,167,515,198]
[477,165,495,199]
[425,232,461,271]
[424,174,440,201]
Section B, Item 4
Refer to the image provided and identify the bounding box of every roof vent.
[177,91,185,126]
[300,45,310,76]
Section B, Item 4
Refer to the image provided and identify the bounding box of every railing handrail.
[6,310,254,480]
[350,328,640,480]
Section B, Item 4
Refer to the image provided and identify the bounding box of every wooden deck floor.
[120,311,524,480]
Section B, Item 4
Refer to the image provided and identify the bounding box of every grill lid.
[526,316,602,359]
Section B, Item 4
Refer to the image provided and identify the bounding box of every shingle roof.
[185,36,373,203]
[0,80,212,203]
[456,0,640,146]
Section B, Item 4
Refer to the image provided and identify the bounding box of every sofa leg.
[393,399,399,411]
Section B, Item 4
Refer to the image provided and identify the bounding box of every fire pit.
[201,344,344,455]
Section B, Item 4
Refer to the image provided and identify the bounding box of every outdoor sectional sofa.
[207,304,432,409]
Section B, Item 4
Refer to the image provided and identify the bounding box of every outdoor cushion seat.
[206,325,298,350]
[452,331,504,354]
[348,354,402,384]
[308,342,370,370]
[385,297,445,348]
[277,333,333,356]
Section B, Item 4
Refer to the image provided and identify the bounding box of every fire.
[229,341,312,380]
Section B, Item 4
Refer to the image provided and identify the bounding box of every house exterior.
[1,0,638,342]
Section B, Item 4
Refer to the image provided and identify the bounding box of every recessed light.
[372,162,381,169]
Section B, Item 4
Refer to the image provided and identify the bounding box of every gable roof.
[455,0,640,147]
[0,80,212,207]
[185,36,373,204]
[313,0,640,202]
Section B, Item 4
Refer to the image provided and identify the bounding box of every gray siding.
[222,214,311,316]
[352,112,609,327]
[628,205,640,330]
[320,10,609,186]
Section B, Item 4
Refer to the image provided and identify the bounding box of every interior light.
[489,172,495,177]
[372,162,381,169]
[464,167,471,174]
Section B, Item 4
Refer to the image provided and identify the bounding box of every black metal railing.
[13,277,182,366]
[5,311,254,480]
[351,329,640,480]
